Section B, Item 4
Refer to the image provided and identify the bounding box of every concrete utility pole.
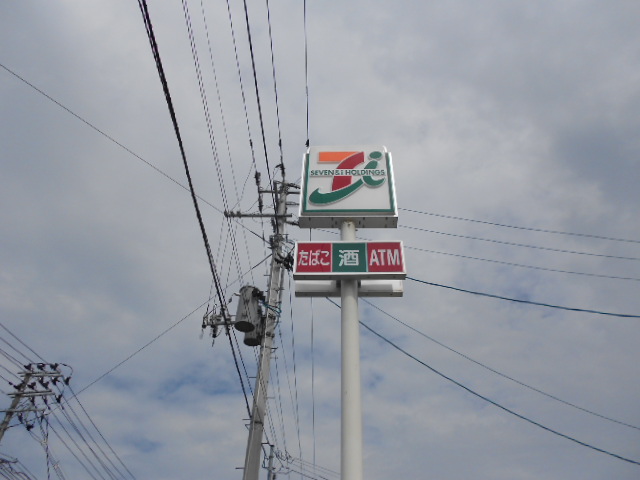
[0,365,64,443]
[0,372,31,443]
[227,179,296,480]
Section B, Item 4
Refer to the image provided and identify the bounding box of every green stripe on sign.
[332,243,367,273]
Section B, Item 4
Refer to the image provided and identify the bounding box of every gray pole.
[339,220,364,480]
[0,373,31,444]
[266,444,275,480]
[242,181,289,480]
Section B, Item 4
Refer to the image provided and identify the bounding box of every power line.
[264,0,285,172]
[75,298,210,396]
[400,224,640,261]
[400,208,640,244]
[75,254,272,398]
[406,276,640,318]
[46,420,102,480]
[0,62,269,244]
[66,384,136,480]
[137,0,226,309]
[303,0,310,147]
[199,0,261,285]
[326,299,640,467]
[180,0,254,321]
[240,0,277,209]
[404,244,640,282]
[316,228,640,282]
[286,275,304,466]
[362,298,640,431]
[0,322,47,363]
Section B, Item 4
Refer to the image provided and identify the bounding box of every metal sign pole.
[340,219,363,480]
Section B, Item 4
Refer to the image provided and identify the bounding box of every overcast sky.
[1,1,639,479]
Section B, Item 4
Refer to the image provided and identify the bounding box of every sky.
[1,1,639,479]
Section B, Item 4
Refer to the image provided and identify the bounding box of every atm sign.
[294,241,405,280]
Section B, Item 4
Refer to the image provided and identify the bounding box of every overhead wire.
[239,0,277,201]
[0,62,272,246]
[74,298,210,397]
[36,419,66,480]
[276,452,340,479]
[181,5,257,354]
[64,384,136,479]
[170,0,235,309]
[272,340,290,460]
[46,420,102,480]
[181,0,250,285]
[407,276,640,318]
[136,1,258,429]
[223,0,259,175]
[310,297,317,472]
[276,311,303,470]
[405,244,640,282]
[400,224,640,261]
[326,299,640,467]
[222,0,270,256]
[199,0,242,208]
[285,275,305,468]
[75,255,272,399]
[400,208,640,244]
[362,298,640,431]
[317,228,640,282]
[48,409,116,480]
[264,0,285,172]
[303,0,310,146]
[0,347,24,370]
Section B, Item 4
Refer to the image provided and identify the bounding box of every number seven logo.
[309,151,386,205]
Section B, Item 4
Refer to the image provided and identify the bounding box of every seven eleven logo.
[308,150,387,205]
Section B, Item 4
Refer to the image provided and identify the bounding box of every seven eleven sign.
[298,146,398,228]
[293,241,406,280]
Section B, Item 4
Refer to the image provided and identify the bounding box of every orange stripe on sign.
[318,151,358,163]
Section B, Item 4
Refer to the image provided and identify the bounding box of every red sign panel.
[295,242,333,274]
[294,241,405,280]
[367,242,404,273]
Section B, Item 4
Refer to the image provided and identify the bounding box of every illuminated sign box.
[293,241,406,280]
[298,146,398,228]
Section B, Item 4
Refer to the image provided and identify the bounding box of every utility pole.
[0,364,65,443]
[0,372,31,443]
[226,177,297,480]
[266,444,276,480]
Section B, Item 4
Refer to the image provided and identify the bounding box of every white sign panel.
[298,146,398,228]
